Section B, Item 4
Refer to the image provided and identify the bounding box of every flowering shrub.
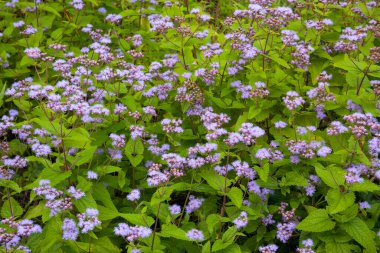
[0,0,379,252]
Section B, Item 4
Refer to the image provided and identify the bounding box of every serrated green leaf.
[119,213,155,227]
[92,183,117,211]
[314,164,345,189]
[1,197,23,218]
[340,217,376,253]
[202,241,211,253]
[350,180,380,192]
[222,226,237,243]
[127,154,144,167]
[325,242,356,253]
[255,163,269,183]
[227,187,243,208]
[212,240,232,252]
[74,193,97,213]
[200,169,231,192]
[97,205,119,221]
[39,4,62,17]
[160,224,190,241]
[0,179,22,193]
[297,209,335,232]
[332,204,358,223]
[280,171,308,187]
[326,189,355,214]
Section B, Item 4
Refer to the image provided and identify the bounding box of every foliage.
[0,0,379,252]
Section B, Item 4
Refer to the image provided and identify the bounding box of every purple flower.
[276,221,296,243]
[87,171,98,180]
[67,186,85,200]
[186,229,204,241]
[261,214,275,226]
[62,218,79,240]
[17,220,42,236]
[114,223,152,242]
[359,201,371,210]
[259,244,278,253]
[69,0,84,10]
[24,48,42,59]
[283,91,305,110]
[169,204,181,215]
[127,189,141,201]
[317,146,332,157]
[233,211,248,229]
[31,143,51,157]
[109,133,125,149]
[77,208,101,233]
[274,121,287,129]
[185,195,204,214]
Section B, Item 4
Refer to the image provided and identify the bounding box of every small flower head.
[186,229,204,241]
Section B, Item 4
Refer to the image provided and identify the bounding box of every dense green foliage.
[0,0,379,252]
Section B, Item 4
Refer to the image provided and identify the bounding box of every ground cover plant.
[0,0,379,252]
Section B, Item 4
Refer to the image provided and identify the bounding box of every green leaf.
[97,165,121,175]
[77,176,93,192]
[314,164,345,189]
[326,189,355,214]
[125,138,144,155]
[222,226,237,244]
[20,55,34,67]
[0,83,6,108]
[118,169,126,189]
[332,204,358,223]
[255,163,269,183]
[31,117,67,136]
[135,138,144,155]
[160,224,190,241]
[333,54,364,75]
[202,241,211,253]
[151,187,173,206]
[1,197,23,218]
[74,145,97,166]
[325,242,356,253]
[265,54,290,69]
[127,154,144,167]
[64,128,91,148]
[200,169,231,192]
[91,237,120,253]
[97,205,119,221]
[297,209,336,232]
[212,240,232,252]
[24,202,44,219]
[74,193,97,213]
[39,4,62,17]
[92,183,117,211]
[36,217,62,253]
[119,213,155,227]
[215,243,241,253]
[340,217,376,253]
[350,180,380,192]
[24,167,71,190]
[227,187,243,208]
[0,179,22,193]
[119,10,139,17]
[280,171,308,187]
[206,214,222,235]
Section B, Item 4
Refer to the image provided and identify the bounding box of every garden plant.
[0,0,379,252]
